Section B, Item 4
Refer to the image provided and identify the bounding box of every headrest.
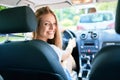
[115,0,120,34]
[89,45,120,80]
[0,6,37,34]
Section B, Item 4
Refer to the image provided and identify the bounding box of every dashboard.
[75,29,120,56]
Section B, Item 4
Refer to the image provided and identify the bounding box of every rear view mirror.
[88,7,96,13]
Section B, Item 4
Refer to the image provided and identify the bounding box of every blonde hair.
[33,6,62,49]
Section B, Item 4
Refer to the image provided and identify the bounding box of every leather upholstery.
[89,45,120,80]
[0,6,37,33]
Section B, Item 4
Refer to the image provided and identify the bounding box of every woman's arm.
[61,38,76,61]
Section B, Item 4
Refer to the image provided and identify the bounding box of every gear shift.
[85,56,91,69]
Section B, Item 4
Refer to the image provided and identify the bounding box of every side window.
[0,5,7,11]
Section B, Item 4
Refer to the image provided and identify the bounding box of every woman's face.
[37,13,57,42]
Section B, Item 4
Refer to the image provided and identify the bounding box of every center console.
[78,31,99,79]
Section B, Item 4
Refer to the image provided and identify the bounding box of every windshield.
[80,12,114,23]
[53,1,117,31]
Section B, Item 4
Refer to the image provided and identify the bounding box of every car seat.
[0,6,68,80]
[88,0,120,80]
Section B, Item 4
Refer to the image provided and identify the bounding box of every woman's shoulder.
[49,44,57,49]
[49,44,65,53]
[49,44,64,61]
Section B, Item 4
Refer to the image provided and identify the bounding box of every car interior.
[0,0,119,80]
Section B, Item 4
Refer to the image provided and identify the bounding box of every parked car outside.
[77,11,115,30]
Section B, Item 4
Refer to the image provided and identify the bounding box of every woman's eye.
[54,23,57,26]
[44,22,49,26]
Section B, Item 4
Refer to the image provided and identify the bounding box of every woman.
[33,6,76,78]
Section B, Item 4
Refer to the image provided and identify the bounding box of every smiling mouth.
[48,31,55,35]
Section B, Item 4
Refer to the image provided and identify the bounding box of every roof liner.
[0,0,117,10]
[0,0,20,7]
[0,0,72,10]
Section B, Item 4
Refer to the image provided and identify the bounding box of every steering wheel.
[62,29,75,50]
[64,30,74,38]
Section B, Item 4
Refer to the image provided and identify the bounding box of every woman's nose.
[49,24,54,30]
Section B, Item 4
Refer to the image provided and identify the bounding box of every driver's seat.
[0,6,68,80]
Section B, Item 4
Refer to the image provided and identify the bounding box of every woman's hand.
[68,38,76,49]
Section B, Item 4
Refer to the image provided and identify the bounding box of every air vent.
[80,33,87,39]
[91,32,98,39]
